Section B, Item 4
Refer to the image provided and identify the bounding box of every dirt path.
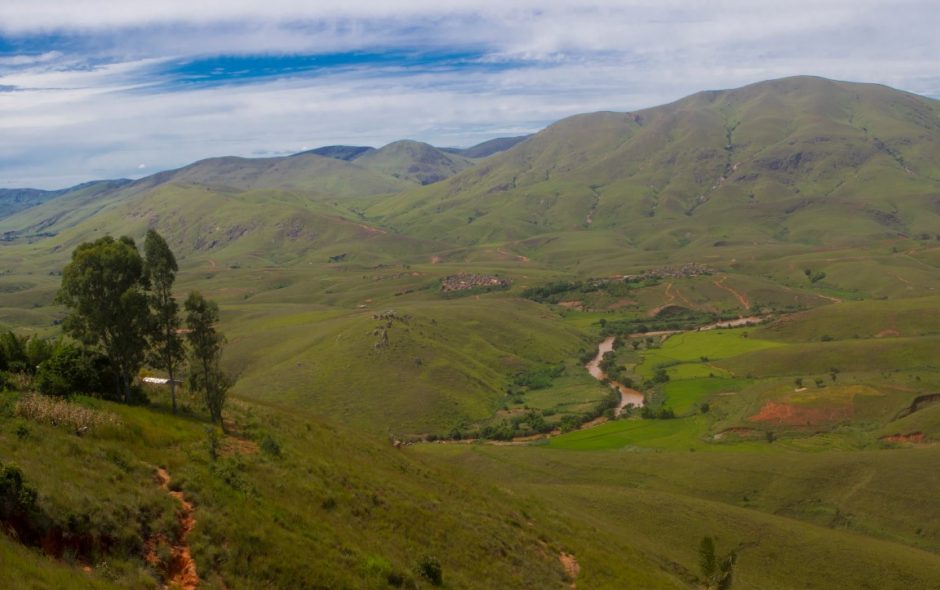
[496,247,530,262]
[647,282,677,317]
[559,552,580,589]
[713,275,750,309]
[817,293,843,304]
[153,468,199,590]
[585,336,644,412]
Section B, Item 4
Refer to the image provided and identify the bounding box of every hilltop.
[367,76,940,249]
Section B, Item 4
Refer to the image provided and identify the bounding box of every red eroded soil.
[880,432,926,444]
[152,468,199,590]
[749,402,851,426]
[713,275,750,309]
[559,552,580,589]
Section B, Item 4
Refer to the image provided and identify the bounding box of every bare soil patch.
[559,552,580,588]
[151,468,199,590]
[749,401,851,426]
[876,328,900,338]
[880,432,926,444]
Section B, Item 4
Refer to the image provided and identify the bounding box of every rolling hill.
[354,140,477,185]
[366,76,940,250]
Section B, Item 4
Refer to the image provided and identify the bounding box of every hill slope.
[443,135,531,158]
[0,180,132,225]
[367,76,940,249]
[355,140,477,185]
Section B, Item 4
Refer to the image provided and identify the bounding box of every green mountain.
[442,135,531,158]
[0,180,132,225]
[367,76,940,249]
[298,145,377,160]
[131,152,412,195]
[354,140,477,185]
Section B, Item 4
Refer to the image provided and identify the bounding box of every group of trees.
[54,230,231,423]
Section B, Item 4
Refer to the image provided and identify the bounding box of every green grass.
[718,335,940,378]
[635,329,783,378]
[546,416,709,451]
[413,443,940,589]
[512,371,611,417]
[662,377,750,414]
[0,390,581,589]
[224,297,590,435]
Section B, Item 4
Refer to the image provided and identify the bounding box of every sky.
[1,1,939,189]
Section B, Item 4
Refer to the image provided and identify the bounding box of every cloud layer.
[2,1,939,188]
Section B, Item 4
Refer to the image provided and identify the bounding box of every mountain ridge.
[365,75,940,248]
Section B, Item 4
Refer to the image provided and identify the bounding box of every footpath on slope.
[150,467,199,590]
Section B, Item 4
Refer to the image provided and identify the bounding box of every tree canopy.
[144,229,185,413]
[57,235,150,403]
[185,291,230,425]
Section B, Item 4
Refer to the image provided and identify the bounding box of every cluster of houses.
[622,263,712,282]
[439,273,511,293]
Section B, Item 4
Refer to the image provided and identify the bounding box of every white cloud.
[1,1,938,187]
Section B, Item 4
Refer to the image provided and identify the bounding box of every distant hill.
[368,76,940,248]
[0,189,55,219]
[295,145,376,161]
[0,180,131,223]
[354,140,477,185]
[5,76,940,269]
[130,152,411,195]
[442,135,531,158]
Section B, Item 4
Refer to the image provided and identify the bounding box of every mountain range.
[3,76,939,266]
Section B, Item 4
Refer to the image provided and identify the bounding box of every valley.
[1,76,939,588]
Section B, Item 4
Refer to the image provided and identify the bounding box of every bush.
[0,460,45,546]
[652,368,670,384]
[415,556,443,586]
[260,434,282,458]
[35,345,116,397]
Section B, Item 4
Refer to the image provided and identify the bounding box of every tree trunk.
[122,371,130,404]
[168,364,177,414]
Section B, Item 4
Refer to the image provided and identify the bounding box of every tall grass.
[15,394,121,432]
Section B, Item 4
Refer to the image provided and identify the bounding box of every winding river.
[585,316,765,413]
[585,336,645,413]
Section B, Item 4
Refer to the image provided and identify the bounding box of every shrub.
[35,345,116,398]
[415,556,443,586]
[652,368,670,384]
[0,461,45,545]
[260,435,282,458]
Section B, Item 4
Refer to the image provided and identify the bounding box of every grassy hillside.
[0,390,597,589]
[223,298,591,434]
[442,136,531,159]
[366,77,940,251]
[416,444,940,589]
[355,141,477,185]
